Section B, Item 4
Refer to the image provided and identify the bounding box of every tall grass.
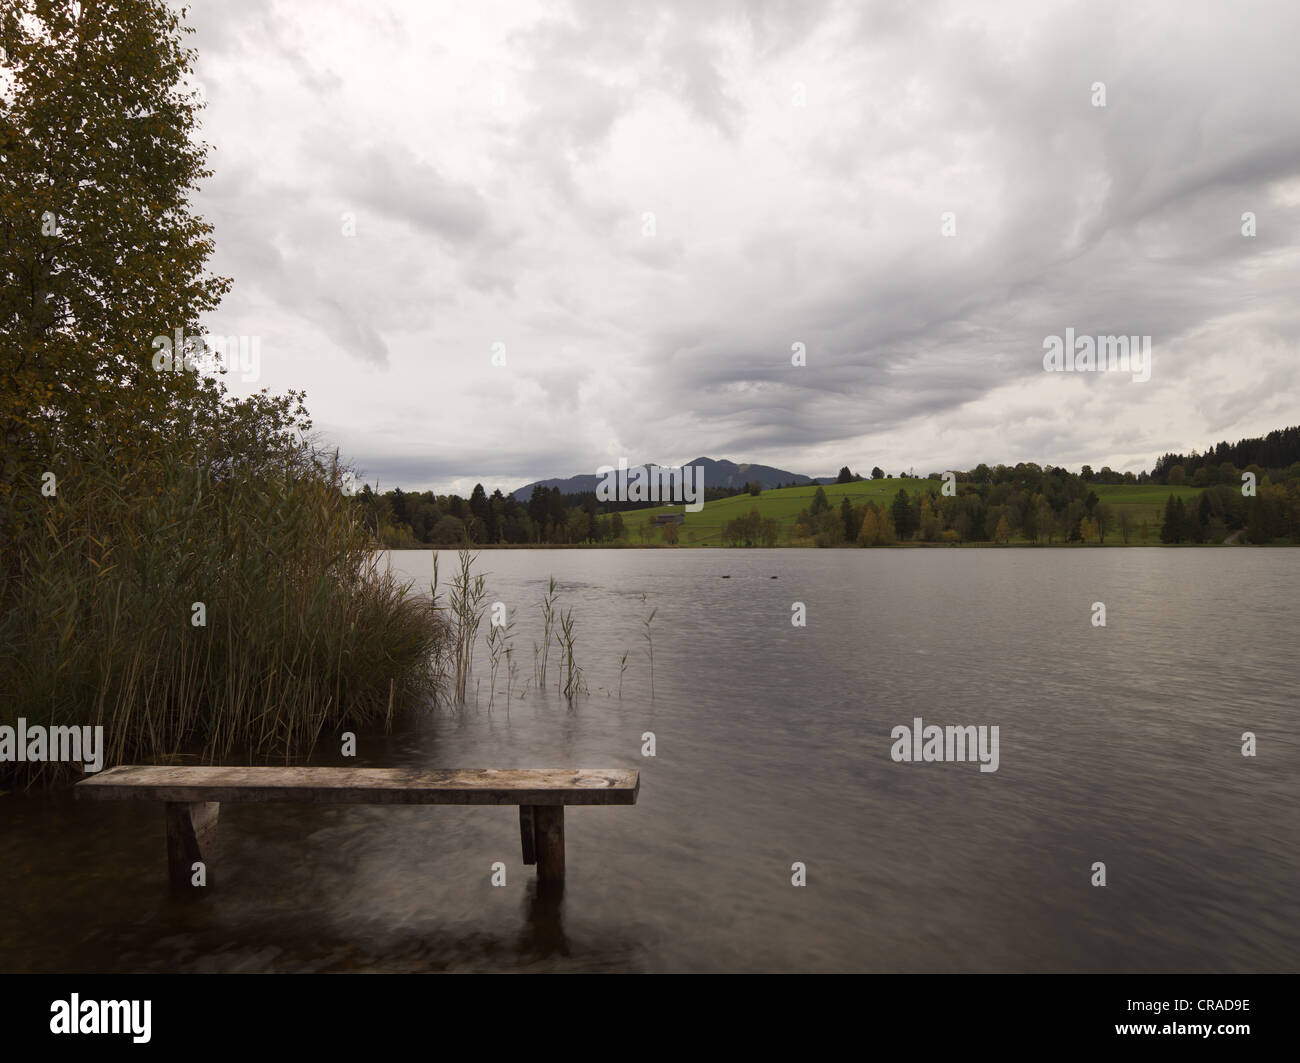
[485,605,514,711]
[445,548,487,703]
[642,606,658,698]
[557,607,586,699]
[533,575,558,690]
[0,430,445,788]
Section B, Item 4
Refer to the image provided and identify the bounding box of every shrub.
[0,410,446,788]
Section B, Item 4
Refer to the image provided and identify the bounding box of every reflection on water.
[2,549,1298,972]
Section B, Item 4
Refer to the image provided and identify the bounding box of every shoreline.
[381,539,1285,550]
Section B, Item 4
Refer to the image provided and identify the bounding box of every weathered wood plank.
[165,801,220,891]
[533,805,565,881]
[519,805,537,865]
[77,766,639,806]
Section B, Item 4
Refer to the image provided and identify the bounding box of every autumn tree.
[857,504,896,546]
[858,508,878,545]
[1,0,231,557]
[0,3,443,781]
[918,495,939,541]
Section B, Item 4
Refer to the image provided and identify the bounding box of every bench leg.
[165,801,220,890]
[519,805,537,865]
[533,805,565,881]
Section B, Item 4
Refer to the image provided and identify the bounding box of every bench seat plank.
[77,765,639,806]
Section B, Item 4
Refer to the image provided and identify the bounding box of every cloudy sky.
[185,0,1300,495]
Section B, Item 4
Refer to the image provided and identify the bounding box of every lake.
[2,548,1297,972]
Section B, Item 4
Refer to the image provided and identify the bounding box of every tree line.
[1152,426,1300,486]
[364,435,1300,548]
[358,483,648,546]
[794,465,1118,546]
[1159,483,1299,543]
[786,465,1300,547]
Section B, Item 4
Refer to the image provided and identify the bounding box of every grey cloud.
[185,0,1300,490]
[321,143,490,244]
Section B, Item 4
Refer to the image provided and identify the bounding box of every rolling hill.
[510,456,829,502]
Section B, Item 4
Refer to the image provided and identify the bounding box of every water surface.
[3,549,1297,972]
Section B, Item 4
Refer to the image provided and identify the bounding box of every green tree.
[836,466,854,484]
[526,485,549,540]
[1,0,231,553]
[1034,497,1054,543]
[871,466,884,480]
[1160,495,1184,543]
[566,506,592,543]
[813,509,842,547]
[891,488,915,540]
[431,515,467,545]
[1094,501,1112,543]
[390,487,410,527]
[840,496,856,541]
[1116,507,1133,543]
[469,483,494,540]
[810,485,830,515]
[1064,499,1085,541]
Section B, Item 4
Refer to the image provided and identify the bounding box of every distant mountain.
[509,456,825,502]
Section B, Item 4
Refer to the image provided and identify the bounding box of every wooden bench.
[76,765,639,888]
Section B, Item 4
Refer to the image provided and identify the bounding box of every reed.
[446,548,487,703]
[486,606,515,711]
[0,427,445,788]
[534,576,558,689]
[557,606,586,699]
[642,606,658,698]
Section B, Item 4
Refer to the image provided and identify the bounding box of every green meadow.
[1085,484,1204,536]
[615,480,1205,546]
